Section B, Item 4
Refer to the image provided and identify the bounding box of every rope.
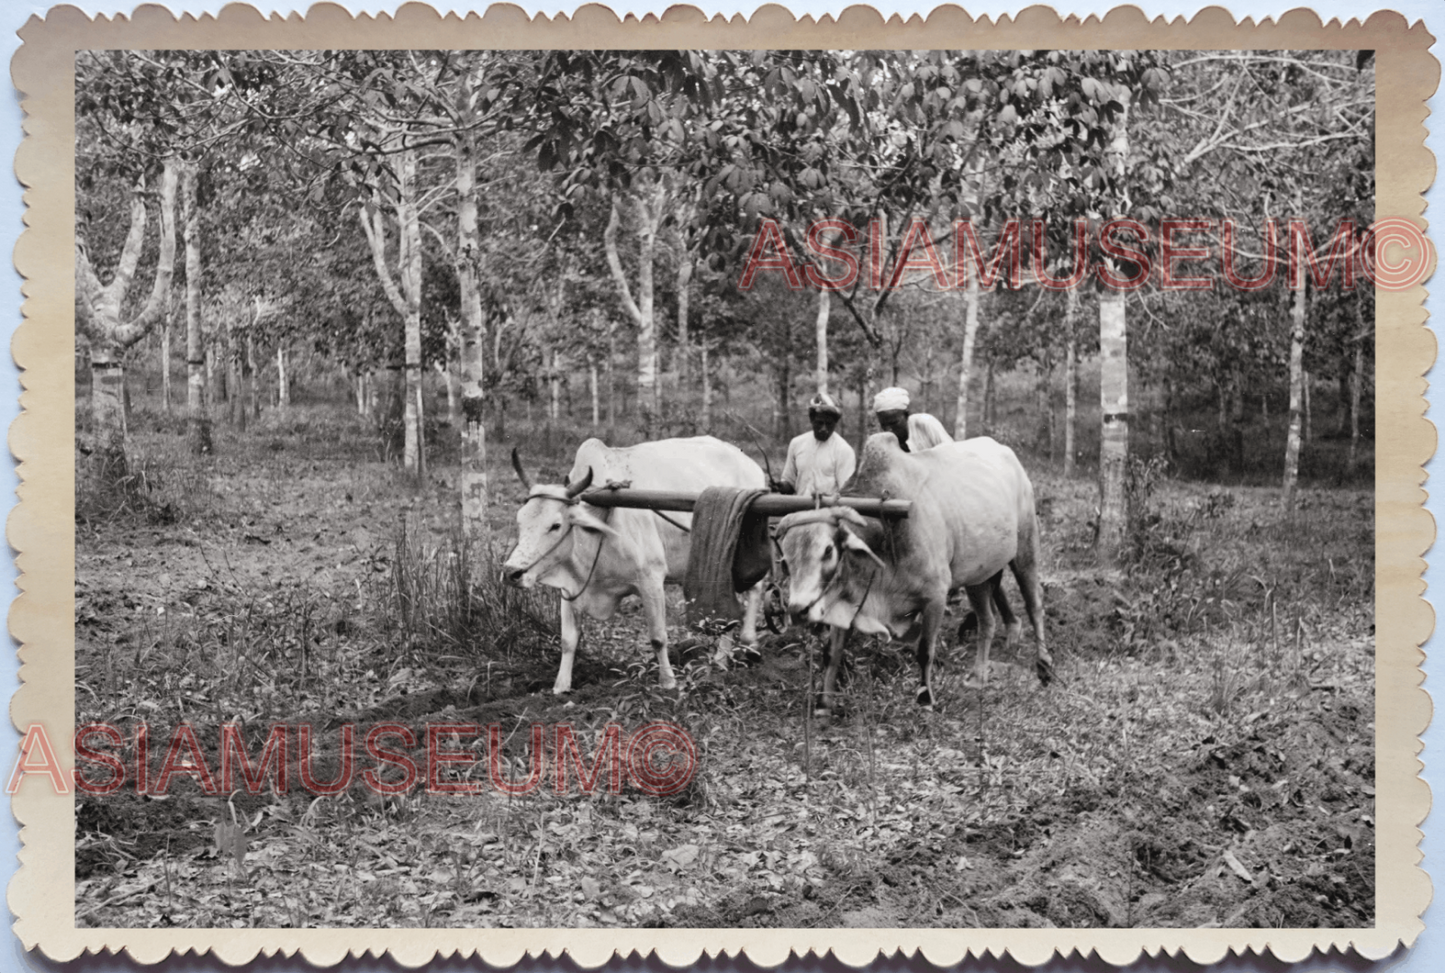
[559,535,605,602]
[509,497,606,602]
[652,509,691,533]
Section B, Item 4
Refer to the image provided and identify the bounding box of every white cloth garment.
[781,431,857,496]
[906,412,953,451]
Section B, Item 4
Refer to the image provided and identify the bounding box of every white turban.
[873,387,910,413]
[808,392,842,416]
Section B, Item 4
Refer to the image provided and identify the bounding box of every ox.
[776,434,1051,709]
[503,436,767,694]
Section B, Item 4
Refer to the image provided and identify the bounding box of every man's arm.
[774,440,800,494]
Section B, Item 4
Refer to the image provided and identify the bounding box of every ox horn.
[566,466,595,499]
[510,447,533,492]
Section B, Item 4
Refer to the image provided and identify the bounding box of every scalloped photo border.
[9,3,1436,966]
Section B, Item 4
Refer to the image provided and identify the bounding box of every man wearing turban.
[872,386,953,452]
[776,392,857,496]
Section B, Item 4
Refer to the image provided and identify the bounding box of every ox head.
[501,448,613,588]
[775,506,886,630]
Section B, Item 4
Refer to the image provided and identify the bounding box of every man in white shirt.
[776,392,857,496]
[873,386,953,452]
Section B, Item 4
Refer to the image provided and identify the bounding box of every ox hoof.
[915,688,936,708]
[552,686,572,696]
[1036,658,1055,686]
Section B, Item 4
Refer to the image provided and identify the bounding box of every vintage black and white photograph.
[72,47,1377,929]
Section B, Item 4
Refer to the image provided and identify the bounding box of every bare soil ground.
[74,406,1374,929]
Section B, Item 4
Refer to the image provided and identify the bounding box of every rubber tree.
[75,158,181,461]
[359,142,426,474]
[1164,50,1373,502]
[602,178,668,425]
[180,159,211,453]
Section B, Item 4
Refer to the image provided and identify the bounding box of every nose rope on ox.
[508,509,607,603]
[781,522,879,632]
[509,450,603,602]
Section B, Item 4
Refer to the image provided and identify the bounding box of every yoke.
[577,487,911,519]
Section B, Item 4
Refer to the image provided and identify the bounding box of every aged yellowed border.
[9,3,1435,965]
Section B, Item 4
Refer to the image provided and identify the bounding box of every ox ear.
[567,505,618,538]
[838,527,885,569]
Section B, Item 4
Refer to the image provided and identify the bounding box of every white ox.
[776,434,1051,709]
[502,436,766,694]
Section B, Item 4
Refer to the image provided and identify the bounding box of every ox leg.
[739,583,762,648]
[554,599,581,695]
[1009,559,1052,686]
[819,626,848,714]
[962,584,998,689]
[914,600,947,708]
[991,572,1023,654]
[640,578,677,691]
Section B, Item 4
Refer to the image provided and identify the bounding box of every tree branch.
[603,193,644,327]
[114,158,181,348]
[359,195,411,321]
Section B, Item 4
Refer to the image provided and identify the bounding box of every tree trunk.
[401,153,423,474]
[921,342,935,417]
[455,124,488,538]
[1035,351,1053,458]
[1063,285,1079,477]
[1096,283,1129,566]
[983,359,997,433]
[1095,92,1132,567]
[815,283,831,395]
[590,361,600,427]
[775,356,791,439]
[606,321,617,427]
[359,144,425,474]
[1283,280,1306,508]
[160,316,172,413]
[955,280,981,438]
[676,250,693,390]
[775,315,793,439]
[415,382,427,479]
[1230,371,1246,473]
[549,349,561,421]
[1302,369,1311,443]
[700,342,712,433]
[1163,373,1177,462]
[1337,370,1350,436]
[179,162,209,453]
[207,344,220,406]
[247,333,259,421]
[603,183,665,429]
[75,157,180,460]
[433,360,455,423]
[277,343,290,411]
[227,319,245,431]
[1349,303,1365,470]
[857,369,872,453]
